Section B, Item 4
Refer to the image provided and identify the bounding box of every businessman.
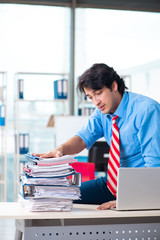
[33,63,160,210]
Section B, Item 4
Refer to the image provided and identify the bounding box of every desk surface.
[0,203,160,220]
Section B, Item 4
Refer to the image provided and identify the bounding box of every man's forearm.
[57,136,86,155]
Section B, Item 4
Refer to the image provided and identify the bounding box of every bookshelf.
[78,92,95,116]
[14,72,70,199]
[0,71,7,201]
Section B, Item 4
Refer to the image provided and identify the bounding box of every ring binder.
[0,104,5,126]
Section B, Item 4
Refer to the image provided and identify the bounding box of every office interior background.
[0,0,160,202]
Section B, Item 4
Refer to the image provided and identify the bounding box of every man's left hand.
[97,200,116,210]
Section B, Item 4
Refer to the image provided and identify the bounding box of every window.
[0,3,70,123]
[75,8,160,107]
[0,4,71,201]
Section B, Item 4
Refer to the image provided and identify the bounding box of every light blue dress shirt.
[76,91,160,167]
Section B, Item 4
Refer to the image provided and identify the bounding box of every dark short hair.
[77,63,127,95]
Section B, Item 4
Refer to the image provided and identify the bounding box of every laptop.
[116,167,160,210]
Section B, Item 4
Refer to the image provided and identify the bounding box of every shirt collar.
[106,91,129,119]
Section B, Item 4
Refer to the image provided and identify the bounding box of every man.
[33,63,160,210]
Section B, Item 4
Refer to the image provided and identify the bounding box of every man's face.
[84,82,122,114]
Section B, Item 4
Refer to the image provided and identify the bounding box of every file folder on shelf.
[15,133,29,154]
[54,79,68,99]
[0,104,5,126]
[78,107,95,116]
[62,79,67,98]
[18,79,24,99]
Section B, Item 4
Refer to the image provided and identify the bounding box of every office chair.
[88,141,109,173]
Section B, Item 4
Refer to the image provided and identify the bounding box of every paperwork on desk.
[18,154,81,212]
[23,162,75,178]
[21,174,70,186]
[18,195,73,211]
[24,153,78,166]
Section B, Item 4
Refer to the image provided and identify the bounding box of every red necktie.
[107,115,120,197]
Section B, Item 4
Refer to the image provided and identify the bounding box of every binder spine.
[24,133,29,154]
[19,133,24,154]
[84,94,87,101]
[54,79,68,99]
[16,133,29,154]
[18,79,24,99]
[62,79,67,99]
[0,104,5,126]
[78,108,82,116]
[54,80,58,99]
[85,107,95,116]
[78,107,95,116]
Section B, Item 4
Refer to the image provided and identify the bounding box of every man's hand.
[97,200,116,210]
[31,149,63,158]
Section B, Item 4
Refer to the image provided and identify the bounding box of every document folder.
[20,173,81,199]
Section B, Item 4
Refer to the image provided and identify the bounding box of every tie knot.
[112,115,118,123]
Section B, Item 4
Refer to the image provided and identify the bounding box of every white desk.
[0,202,160,240]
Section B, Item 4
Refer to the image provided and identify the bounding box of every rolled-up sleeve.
[75,110,104,149]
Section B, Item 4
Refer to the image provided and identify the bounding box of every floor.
[0,219,16,240]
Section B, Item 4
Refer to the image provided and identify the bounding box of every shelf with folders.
[78,92,95,116]
[14,71,70,200]
[0,71,7,201]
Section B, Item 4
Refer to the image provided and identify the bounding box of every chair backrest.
[88,141,109,172]
[70,162,95,182]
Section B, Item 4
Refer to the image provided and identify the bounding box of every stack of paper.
[18,154,81,212]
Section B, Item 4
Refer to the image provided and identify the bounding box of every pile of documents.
[18,154,81,212]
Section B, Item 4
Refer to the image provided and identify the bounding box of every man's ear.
[112,81,118,92]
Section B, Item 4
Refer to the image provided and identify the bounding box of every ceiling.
[0,0,160,12]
